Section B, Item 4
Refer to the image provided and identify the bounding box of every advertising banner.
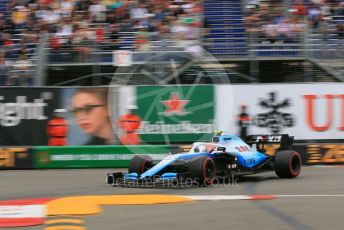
[0,87,119,146]
[217,83,344,141]
[135,85,215,143]
[294,144,344,164]
[0,147,33,169]
[2,84,344,146]
[33,145,173,168]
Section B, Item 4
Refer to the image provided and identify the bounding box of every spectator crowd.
[0,0,343,86]
[0,0,203,85]
[245,0,344,43]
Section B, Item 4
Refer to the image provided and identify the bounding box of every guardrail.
[45,34,315,64]
[47,45,307,65]
[306,29,344,80]
[48,49,198,65]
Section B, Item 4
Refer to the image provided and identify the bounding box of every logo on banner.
[303,94,344,132]
[38,152,50,164]
[137,86,215,142]
[0,94,51,127]
[255,92,294,133]
[161,92,190,116]
[0,148,29,168]
[307,145,344,163]
[238,92,294,135]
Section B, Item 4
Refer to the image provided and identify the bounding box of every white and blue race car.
[107,133,302,187]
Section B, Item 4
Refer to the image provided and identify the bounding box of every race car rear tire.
[128,155,153,174]
[189,156,216,186]
[274,150,301,178]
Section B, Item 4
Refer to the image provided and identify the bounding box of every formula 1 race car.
[107,133,302,187]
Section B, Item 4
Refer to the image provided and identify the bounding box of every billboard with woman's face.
[65,87,118,145]
[0,87,119,146]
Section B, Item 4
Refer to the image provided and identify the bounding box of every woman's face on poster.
[71,92,109,135]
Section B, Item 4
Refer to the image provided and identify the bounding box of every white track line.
[183,195,276,200]
[277,195,344,197]
[181,194,344,201]
[183,195,253,200]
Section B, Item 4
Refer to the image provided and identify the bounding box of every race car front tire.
[189,156,216,186]
[274,150,301,178]
[128,155,153,174]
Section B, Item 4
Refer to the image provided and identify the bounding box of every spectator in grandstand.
[130,2,148,21]
[70,88,116,145]
[277,18,298,43]
[134,26,151,52]
[336,23,344,38]
[73,13,91,30]
[71,25,94,61]
[55,18,73,39]
[170,16,188,45]
[11,5,29,31]
[151,21,171,50]
[290,0,308,19]
[11,51,33,85]
[308,3,322,29]
[118,18,134,32]
[333,1,344,16]
[40,4,61,25]
[108,23,121,50]
[60,0,75,18]
[106,11,119,24]
[0,17,6,33]
[246,0,260,9]
[0,33,14,49]
[0,55,9,86]
[49,34,62,50]
[95,24,106,44]
[89,0,107,22]
[262,20,278,43]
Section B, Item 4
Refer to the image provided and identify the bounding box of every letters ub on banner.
[0,87,118,146]
[217,83,344,140]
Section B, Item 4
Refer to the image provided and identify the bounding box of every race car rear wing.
[245,134,294,150]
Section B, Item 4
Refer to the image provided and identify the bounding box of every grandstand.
[0,0,343,86]
[203,0,248,57]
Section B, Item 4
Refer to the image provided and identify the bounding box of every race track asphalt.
[0,166,343,230]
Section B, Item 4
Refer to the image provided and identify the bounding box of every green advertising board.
[33,145,173,169]
[137,85,214,143]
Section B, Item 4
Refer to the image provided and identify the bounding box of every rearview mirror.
[217,147,226,152]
